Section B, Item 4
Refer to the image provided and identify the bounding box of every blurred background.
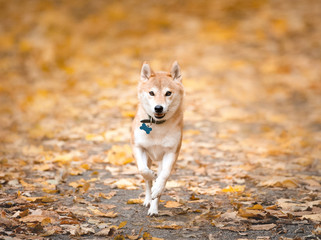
[0,0,320,171]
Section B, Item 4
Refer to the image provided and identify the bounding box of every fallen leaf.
[20,215,50,223]
[20,195,57,203]
[238,208,265,219]
[114,235,126,240]
[127,198,144,204]
[99,191,117,199]
[259,177,299,188]
[112,178,138,190]
[118,221,127,229]
[164,201,182,208]
[87,206,118,218]
[143,232,152,239]
[153,221,183,230]
[277,199,310,212]
[95,226,117,236]
[249,223,276,231]
[248,204,264,210]
[301,214,321,222]
[222,185,245,193]
[106,145,134,165]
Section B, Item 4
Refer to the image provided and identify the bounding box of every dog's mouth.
[154,113,165,119]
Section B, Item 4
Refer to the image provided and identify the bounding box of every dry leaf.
[249,224,276,231]
[259,177,299,188]
[301,214,321,222]
[164,201,182,208]
[106,145,134,165]
[99,191,117,199]
[87,207,118,218]
[248,204,264,210]
[238,208,265,219]
[153,221,183,230]
[277,199,310,212]
[222,185,245,193]
[118,221,127,229]
[127,198,144,204]
[20,195,57,203]
[112,179,138,190]
[95,226,117,236]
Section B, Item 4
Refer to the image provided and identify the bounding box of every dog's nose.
[154,105,163,113]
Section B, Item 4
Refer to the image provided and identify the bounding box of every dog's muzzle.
[154,105,165,119]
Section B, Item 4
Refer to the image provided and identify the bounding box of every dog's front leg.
[147,161,163,216]
[133,147,156,207]
[133,147,156,181]
[148,197,159,216]
[151,152,176,200]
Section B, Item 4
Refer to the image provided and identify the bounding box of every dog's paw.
[140,169,157,181]
[147,205,158,216]
[143,197,151,207]
[151,182,164,200]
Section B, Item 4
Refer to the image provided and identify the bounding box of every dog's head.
[138,61,184,121]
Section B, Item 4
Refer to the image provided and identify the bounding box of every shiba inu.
[131,61,184,216]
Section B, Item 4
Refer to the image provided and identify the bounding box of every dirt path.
[0,0,320,239]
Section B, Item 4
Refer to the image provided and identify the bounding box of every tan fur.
[131,62,184,216]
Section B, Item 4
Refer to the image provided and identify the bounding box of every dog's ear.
[141,62,153,82]
[170,61,182,82]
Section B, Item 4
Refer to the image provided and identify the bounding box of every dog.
[131,61,184,216]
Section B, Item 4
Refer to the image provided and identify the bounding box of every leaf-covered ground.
[0,0,320,239]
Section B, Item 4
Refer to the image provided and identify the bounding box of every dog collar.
[139,115,166,134]
[140,115,166,125]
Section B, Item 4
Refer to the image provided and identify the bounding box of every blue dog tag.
[140,123,152,134]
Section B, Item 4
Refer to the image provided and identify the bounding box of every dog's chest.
[134,124,181,161]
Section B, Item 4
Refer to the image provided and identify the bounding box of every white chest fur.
[134,123,181,161]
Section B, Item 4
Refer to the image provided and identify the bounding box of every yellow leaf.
[86,134,104,141]
[99,191,117,200]
[114,235,125,240]
[52,153,75,164]
[20,180,34,189]
[153,224,182,230]
[87,207,118,218]
[247,204,264,210]
[107,145,134,165]
[143,232,152,240]
[127,199,144,204]
[69,181,81,188]
[20,196,57,203]
[118,221,127,229]
[238,208,265,219]
[81,163,91,170]
[222,185,245,193]
[259,177,299,189]
[121,111,136,118]
[113,179,138,190]
[184,129,200,136]
[164,201,182,208]
[41,196,57,203]
[41,217,52,226]
[42,188,57,194]
[33,164,52,171]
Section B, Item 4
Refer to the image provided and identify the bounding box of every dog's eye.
[149,91,155,96]
[165,91,172,96]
